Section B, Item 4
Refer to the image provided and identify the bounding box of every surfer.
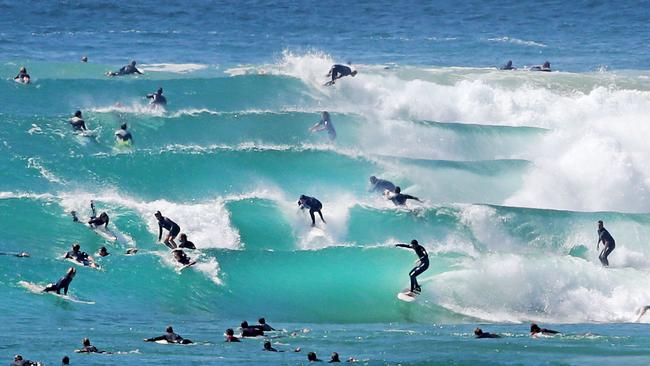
[178,233,197,249]
[225,328,240,342]
[65,243,98,268]
[388,187,422,206]
[298,195,326,226]
[98,246,110,257]
[369,176,396,193]
[144,326,193,344]
[253,317,275,331]
[530,61,551,72]
[155,211,181,249]
[596,220,615,267]
[172,249,194,266]
[309,111,336,140]
[11,355,39,366]
[62,356,70,365]
[635,305,650,322]
[500,60,516,70]
[325,64,357,85]
[263,341,278,352]
[307,352,322,362]
[146,87,167,106]
[474,328,501,338]
[88,201,109,229]
[395,239,429,293]
[43,267,76,295]
[329,352,341,363]
[75,338,105,353]
[14,67,30,83]
[530,323,559,336]
[241,321,264,337]
[69,110,88,132]
[106,60,143,76]
[115,123,133,144]
[81,56,88,63]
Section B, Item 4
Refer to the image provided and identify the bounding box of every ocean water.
[3,0,650,365]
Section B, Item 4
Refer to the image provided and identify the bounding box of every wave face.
[3,51,650,330]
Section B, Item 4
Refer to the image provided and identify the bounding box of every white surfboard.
[76,129,98,138]
[65,257,101,270]
[397,288,418,302]
[18,280,95,304]
[88,224,118,242]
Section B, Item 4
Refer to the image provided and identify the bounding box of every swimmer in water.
[263,341,278,352]
[146,87,167,106]
[298,195,326,227]
[144,326,193,344]
[530,323,560,336]
[115,123,133,144]
[62,356,70,365]
[596,220,615,267]
[500,60,516,70]
[11,355,39,366]
[155,211,181,249]
[14,67,30,83]
[325,64,357,85]
[106,60,143,76]
[369,175,396,194]
[309,111,336,140]
[329,352,341,362]
[395,239,429,293]
[75,338,106,353]
[178,233,197,249]
[474,328,501,338]
[69,110,88,132]
[81,56,88,63]
[98,246,110,257]
[307,352,322,362]
[388,186,421,206]
[43,267,76,295]
[530,61,551,72]
[225,328,240,342]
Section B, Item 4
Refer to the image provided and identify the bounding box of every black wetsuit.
[158,217,181,239]
[66,250,90,265]
[175,251,192,265]
[242,327,264,337]
[78,345,99,353]
[69,117,87,131]
[254,324,275,331]
[329,64,353,82]
[147,93,167,106]
[299,196,324,225]
[178,239,196,249]
[598,227,615,266]
[115,129,132,142]
[44,273,74,295]
[12,359,38,366]
[113,64,142,76]
[397,243,429,292]
[15,72,30,81]
[390,193,419,206]
[475,332,500,339]
[88,215,109,228]
[146,332,192,344]
[371,179,396,193]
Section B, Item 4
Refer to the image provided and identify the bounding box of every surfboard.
[397,288,419,302]
[88,224,118,242]
[18,280,95,304]
[14,77,30,84]
[323,80,335,86]
[65,257,101,270]
[176,261,197,273]
[76,129,98,138]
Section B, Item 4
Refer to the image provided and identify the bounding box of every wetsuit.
[225,335,240,342]
[146,332,192,344]
[158,217,181,239]
[12,359,38,366]
[43,273,74,295]
[113,64,142,76]
[396,242,429,292]
[390,193,419,206]
[65,250,90,265]
[78,345,99,353]
[242,327,264,337]
[299,196,325,225]
[88,215,109,228]
[174,251,192,265]
[315,112,336,140]
[500,61,515,70]
[254,323,275,331]
[598,227,615,266]
[475,331,500,339]
[178,239,196,249]
[371,179,396,193]
[115,129,132,143]
[328,64,353,82]
[69,117,87,131]
[147,93,167,106]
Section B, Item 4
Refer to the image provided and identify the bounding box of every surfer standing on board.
[325,64,357,86]
[298,195,326,227]
[155,211,181,249]
[596,220,615,267]
[395,239,429,294]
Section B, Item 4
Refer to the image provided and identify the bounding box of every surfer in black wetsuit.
[298,195,326,226]
[225,328,240,342]
[98,246,110,257]
[263,341,278,352]
[241,321,264,337]
[146,87,167,106]
[388,187,421,206]
[11,355,39,366]
[65,243,93,267]
[369,176,396,193]
[88,201,109,228]
[530,323,559,336]
[144,326,193,344]
[43,267,76,295]
[0,251,29,257]
[530,61,551,72]
[395,239,429,293]
[178,233,197,249]
[15,67,30,83]
[500,60,516,70]
[474,328,500,338]
[115,123,133,144]
[597,220,615,267]
[172,249,193,266]
[325,64,357,85]
[69,110,87,131]
[75,338,106,353]
[309,111,336,140]
[106,60,143,76]
[253,317,274,331]
[155,211,181,249]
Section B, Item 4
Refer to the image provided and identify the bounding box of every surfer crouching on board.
[155,211,181,249]
[298,195,326,227]
[369,175,396,194]
[597,220,615,267]
[115,123,133,144]
[388,186,422,206]
[69,110,88,132]
[43,267,76,295]
[395,239,429,294]
[325,64,357,85]
[146,87,167,106]
[144,326,193,344]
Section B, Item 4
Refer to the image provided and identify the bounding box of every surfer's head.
[82,338,91,346]
[74,110,82,118]
[530,324,541,333]
[474,328,483,336]
[180,233,187,241]
[241,321,249,328]
[72,243,80,251]
[369,176,377,184]
[395,186,401,194]
[166,326,173,333]
[99,246,108,256]
[308,352,318,362]
[155,211,163,219]
[258,317,266,324]
[14,355,23,361]
[62,356,70,365]
[130,60,137,66]
[411,239,419,246]
[264,341,272,350]
[157,87,163,95]
[330,352,340,362]
[226,328,235,336]
[120,123,127,130]
[543,61,550,68]
[598,220,603,229]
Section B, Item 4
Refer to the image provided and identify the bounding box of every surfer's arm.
[158,224,163,241]
[135,68,143,75]
[395,243,412,249]
[144,335,166,342]
[405,194,422,202]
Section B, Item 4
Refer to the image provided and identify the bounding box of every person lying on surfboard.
[395,239,429,294]
[68,110,88,132]
[106,60,143,77]
[144,326,193,344]
[87,201,109,229]
[172,249,195,267]
[43,267,76,295]
[65,243,99,268]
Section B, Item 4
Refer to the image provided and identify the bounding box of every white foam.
[139,63,208,74]
[487,36,547,48]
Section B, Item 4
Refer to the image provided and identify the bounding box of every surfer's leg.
[309,209,316,226]
[317,210,326,224]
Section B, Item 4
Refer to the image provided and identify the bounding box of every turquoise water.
[3,0,650,365]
